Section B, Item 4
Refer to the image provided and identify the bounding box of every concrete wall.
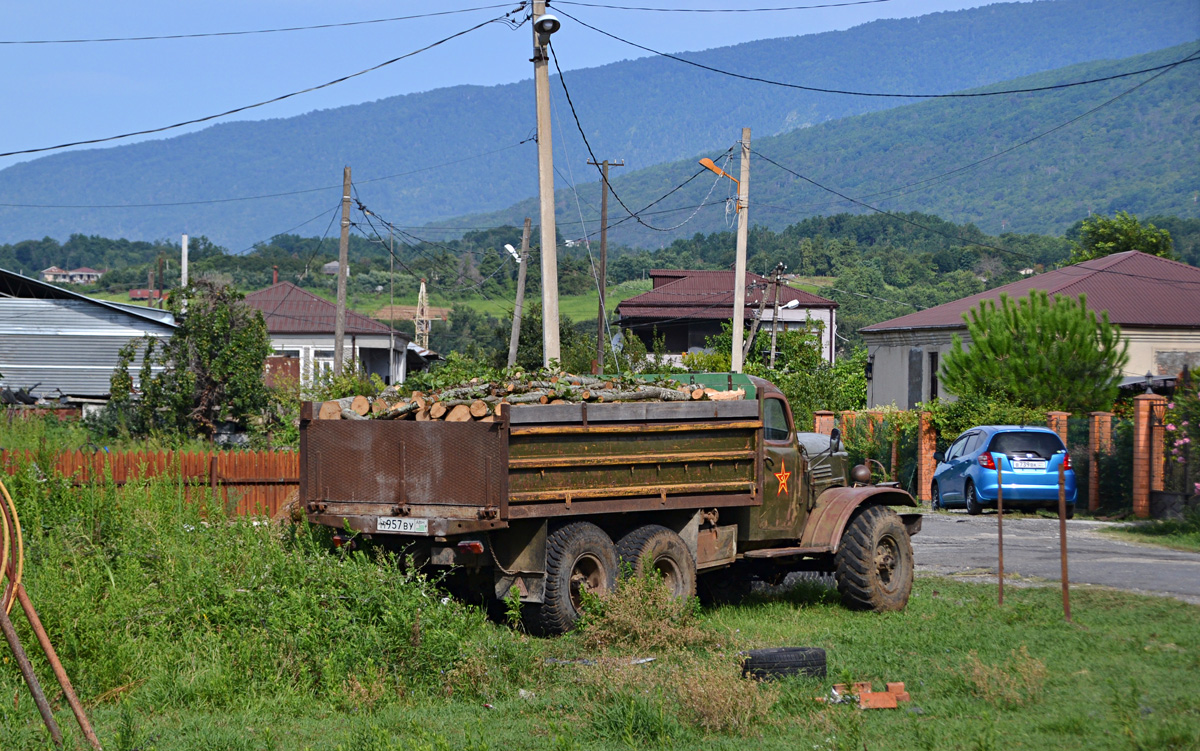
[1121,328,1200,379]
[862,328,965,409]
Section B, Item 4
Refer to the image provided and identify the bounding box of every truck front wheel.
[834,505,913,612]
[524,521,618,635]
[616,524,697,599]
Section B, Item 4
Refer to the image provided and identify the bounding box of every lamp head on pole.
[699,157,738,187]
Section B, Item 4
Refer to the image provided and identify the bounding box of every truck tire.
[615,524,697,599]
[741,647,827,680]
[834,505,913,612]
[523,521,618,635]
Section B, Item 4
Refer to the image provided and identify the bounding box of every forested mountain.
[0,0,1195,250]
[452,43,1200,244]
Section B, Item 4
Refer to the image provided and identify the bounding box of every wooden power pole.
[333,166,351,376]
[731,128,751,373]
[507,218,532,368]
[587,159,623,372]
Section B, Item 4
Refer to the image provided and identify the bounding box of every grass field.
[3,459,1198,751]
[1102,513,1200,553]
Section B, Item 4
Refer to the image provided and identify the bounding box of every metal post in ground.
[1058,463,1071,622]
[997,460,1004,607]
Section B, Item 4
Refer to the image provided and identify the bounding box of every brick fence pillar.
[918,411,936,503]
[1088,411,1113,512]
[1046,411,1070,445]
[813,411,835,435]
[839,410,858,434]
[1132,394,1165,518]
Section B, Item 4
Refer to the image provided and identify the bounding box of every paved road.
[912,512,1200,605]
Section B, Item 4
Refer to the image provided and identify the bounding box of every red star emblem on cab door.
[775,461,791,496]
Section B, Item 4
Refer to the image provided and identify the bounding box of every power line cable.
[553,0,894,11]
[0,4,522,44]
[0,10,525,159]
[555,8,1200,99]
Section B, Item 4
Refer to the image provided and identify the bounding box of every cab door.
[747,395,805,540]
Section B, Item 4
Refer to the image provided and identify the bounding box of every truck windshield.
[987,432,1064,459]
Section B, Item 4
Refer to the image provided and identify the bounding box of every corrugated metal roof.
[861,252,1200,332]
[244,282,399,335]
[618,269,836,321]
[0,267,176,328]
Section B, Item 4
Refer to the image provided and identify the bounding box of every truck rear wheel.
[523,521,618,635]
[615,524,697,599]
[834,505,913,612]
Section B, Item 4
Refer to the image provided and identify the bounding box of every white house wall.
[761,307,836,362]
[268,333,406,386]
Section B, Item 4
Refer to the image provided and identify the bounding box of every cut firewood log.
[469,399,490,418]
[592,390,655,403]
[506,391,550,404]
[340,408,367,421]
[550,399,565,405]
[690,387,706,400]
[477,414,495,422]
[350,395,370,416]
[445,404,473,422]
[703,388,718,396]
[412,394,427,411]
[371,399,388,415]
[428,402,448,420]
[706,388,745,401]
[377,401,419,420]
[318,401,342,420]
[634,386,691,402]
[415,408,431,421]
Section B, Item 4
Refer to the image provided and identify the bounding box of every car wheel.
[965,481,982,516]
[930,482,942,511]
[615,524,697,599]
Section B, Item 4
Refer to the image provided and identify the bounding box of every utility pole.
[507,218,532,368]
[769,262,784,369]
[180,234,188,288]
[744,278,769,361]
[587,159,623,373]
[533,2,561,367]
[731,128,751,373]
[156,254,165,309]
[333,166,351,376]
[388,228,395,384]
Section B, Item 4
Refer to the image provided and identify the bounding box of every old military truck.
[300,375,920,634]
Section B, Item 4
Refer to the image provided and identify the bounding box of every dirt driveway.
[912,512,1200,605]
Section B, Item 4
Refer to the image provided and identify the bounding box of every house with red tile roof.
[243,282,419,386]
[40,266,103,284]
[860,252,1200,409]
[615,269,838,363]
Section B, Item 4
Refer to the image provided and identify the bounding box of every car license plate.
[1011,460,1046,470]
[377,517,428,534]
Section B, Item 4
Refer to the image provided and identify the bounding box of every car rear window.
[987,432,1064,458]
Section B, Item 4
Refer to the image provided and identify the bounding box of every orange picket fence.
[1,449,300,518]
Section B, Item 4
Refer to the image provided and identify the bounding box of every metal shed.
[0,268,176,399]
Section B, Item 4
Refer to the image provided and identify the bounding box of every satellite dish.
[610,332,624,353]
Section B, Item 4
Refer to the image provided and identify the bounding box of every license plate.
[1011,460,1046,470]
[376,517,428,534]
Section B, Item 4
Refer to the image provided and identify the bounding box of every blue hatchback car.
[931,426,1077,517]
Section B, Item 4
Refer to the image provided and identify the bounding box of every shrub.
[578,570,714,653]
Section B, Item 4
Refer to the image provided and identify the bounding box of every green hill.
[448,43,1200,243]
[0,0,1194,250]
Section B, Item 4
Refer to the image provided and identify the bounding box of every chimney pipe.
[272,265,279,285]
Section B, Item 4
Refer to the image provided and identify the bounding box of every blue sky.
[0,0,995,172]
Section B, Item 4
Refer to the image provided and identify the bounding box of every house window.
[929,351,940,401]
[273,349,300,358]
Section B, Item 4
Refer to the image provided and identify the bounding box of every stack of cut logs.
[316,374,746,422]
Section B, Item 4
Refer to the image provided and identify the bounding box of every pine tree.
[940,290,1128,412]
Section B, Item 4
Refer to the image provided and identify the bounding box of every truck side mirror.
[933,451,945,463]
[829,427,841,446]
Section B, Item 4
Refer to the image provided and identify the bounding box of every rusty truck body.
[301,375,920,634]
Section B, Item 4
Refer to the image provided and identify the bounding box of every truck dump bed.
[300,398,764,535]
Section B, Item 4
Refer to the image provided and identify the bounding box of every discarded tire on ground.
[835,504,914,612]
[523,521,619,635]
[741,647,827,680]
[615,524,697,598]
